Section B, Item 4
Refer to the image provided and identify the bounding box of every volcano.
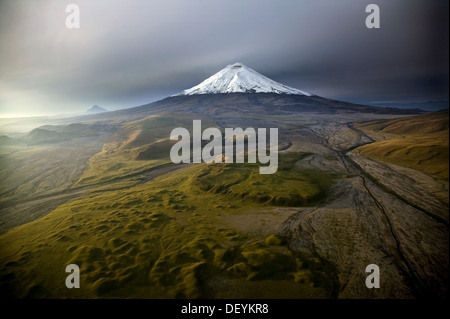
[86,105,107,114]
[83,63,419,124]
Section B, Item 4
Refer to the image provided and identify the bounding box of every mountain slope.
[74,94,422,126]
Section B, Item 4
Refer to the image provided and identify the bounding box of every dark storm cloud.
[0,0,448,116]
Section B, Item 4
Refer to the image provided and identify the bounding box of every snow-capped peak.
[174,63,312,96]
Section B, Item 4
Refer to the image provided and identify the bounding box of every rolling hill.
[354,111,449,180]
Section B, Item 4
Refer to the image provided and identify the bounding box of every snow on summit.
[174,63,312,96]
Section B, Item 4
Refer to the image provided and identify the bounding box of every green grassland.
[0,153,339,298]
[194,152,338,206]
[354,111,449,181]
[75,114,217,186]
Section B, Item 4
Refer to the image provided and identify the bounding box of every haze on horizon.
[0,0,448,118]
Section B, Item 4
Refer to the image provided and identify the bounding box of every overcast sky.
[0,0,448,117]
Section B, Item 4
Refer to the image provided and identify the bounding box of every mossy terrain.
[194,152,336,206]
[0,153,338,298]
[354,111,449,181]
[75,114,217,186]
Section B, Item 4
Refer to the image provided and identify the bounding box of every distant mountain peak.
[174,63,312,96]
[86,105,107,114]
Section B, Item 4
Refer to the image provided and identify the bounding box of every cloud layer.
[0,0,448,117]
